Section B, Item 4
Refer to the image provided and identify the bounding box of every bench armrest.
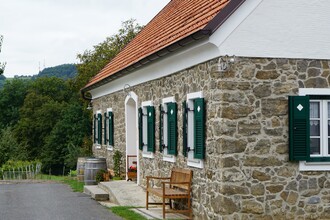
[146,176,171,188]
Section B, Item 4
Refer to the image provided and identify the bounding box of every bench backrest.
[170,168,193,191]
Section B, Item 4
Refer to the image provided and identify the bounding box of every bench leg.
[187,197,192,219]
[146,191,149,210]
[163,196,166,219]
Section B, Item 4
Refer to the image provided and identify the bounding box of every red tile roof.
[83,0,243,92]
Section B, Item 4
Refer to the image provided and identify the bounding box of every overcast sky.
[0,0,170,77]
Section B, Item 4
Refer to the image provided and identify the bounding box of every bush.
[95,169,106,183]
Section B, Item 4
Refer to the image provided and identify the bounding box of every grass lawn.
[36,174,84,192]
[110,206,147,220]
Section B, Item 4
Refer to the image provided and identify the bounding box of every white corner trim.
[299,161,330,171]
[142,100,153,107]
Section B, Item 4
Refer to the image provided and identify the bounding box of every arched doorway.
[125,92,139,184]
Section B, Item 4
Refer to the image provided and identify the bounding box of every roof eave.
[81,29,211,94]
[204,0,246,34]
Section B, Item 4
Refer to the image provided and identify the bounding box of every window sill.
[187,158,204,169]
[107,146,113,151]
[95,145,101,149]
[142,151,154,159]
[299,161,330,171]
[163,154,176,163]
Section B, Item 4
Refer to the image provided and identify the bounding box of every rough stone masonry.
[92,56,330,219]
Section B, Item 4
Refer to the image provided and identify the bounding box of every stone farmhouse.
[82,0,330,218]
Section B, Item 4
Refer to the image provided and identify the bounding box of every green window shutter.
[104,112,107,145]
[159,104,163,152]
[167,102,177,155]
[109,112,114,146]
[289,96,310,161]
[194,98,205,159]
[138,107,143,150]
[97,113,102,145]
[182,101,188,157]
[147,106,155,152]
[93,114,96,143]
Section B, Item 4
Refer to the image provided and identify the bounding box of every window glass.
[310,138,320,155]
[310,102,319,118]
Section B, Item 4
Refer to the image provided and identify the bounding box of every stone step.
[84,185,109,201]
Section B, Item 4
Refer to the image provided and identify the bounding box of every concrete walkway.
[84,180,189,219]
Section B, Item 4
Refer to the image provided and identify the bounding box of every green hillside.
[37,64,77,79]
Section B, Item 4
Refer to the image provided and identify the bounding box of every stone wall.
[91,56,330,219]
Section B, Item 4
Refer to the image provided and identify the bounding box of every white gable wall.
[90,0,330,98]
[216,0,330,59]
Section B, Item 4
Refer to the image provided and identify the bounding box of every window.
[160,97,177,162]
[183,92,205,169]
[290,88,330,171]
[94,111,102,148]
[104,108,114,151]
[139,101,155,158]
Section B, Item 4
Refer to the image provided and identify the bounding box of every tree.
[0,127,20,166]
[41,102,92,174]
[0,79,31,128]
[0,35,6,75]
[74,19,143,92]
[14,77,70,160]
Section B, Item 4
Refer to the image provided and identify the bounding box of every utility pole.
[0,35,7,75]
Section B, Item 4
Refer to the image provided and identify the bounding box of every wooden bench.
[146,168,193,219]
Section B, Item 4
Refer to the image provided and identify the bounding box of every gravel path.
[0,182,122,220]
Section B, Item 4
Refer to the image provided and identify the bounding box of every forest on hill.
[37,64,77,79]
[0,19,142,174]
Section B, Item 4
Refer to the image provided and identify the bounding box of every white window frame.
[95,110,101,149]
[186,91,204,169]
[161,96,176,163]
[299,88,330,171]
[106,108,113,151]
[141,100,154,159]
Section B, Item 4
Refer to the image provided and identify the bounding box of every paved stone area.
[0,182,122,220]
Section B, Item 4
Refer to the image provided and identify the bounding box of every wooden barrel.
[84,158,107,185]
[76,157,87,182]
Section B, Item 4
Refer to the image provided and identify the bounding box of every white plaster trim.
[162,148,176,163]
[186,92,204,168]
[141,100,153,107]
[162,96,175,104]
[187,91,203,100]
[299,161,330,171]
[95,110,102,149]
[161,96,176,162]
[299,88,330,96]
[298,88,330,171]
[106,108,113,151]
[187,156,204,169]
[124,91,140,185]
[142,146,154,159]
